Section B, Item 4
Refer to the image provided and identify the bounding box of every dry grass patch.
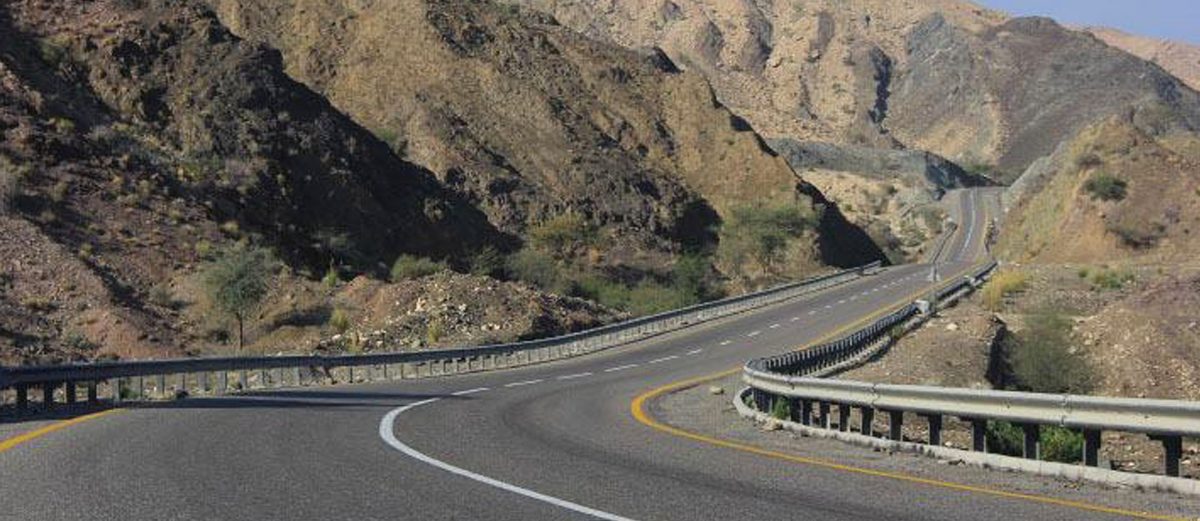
[981,270,1028,311]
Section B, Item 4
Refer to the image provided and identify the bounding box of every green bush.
[985,421,1081,462]
[1084,172,1127,201]
[672,253,720,303]
[322,264,341,288]
[426,317,445,345]
[528,213,597,259]
[1090,268,1134,290]
[627,281,694,316]
[203,245,274,350]
[390,254,445,281]
[719,203,818,269]
[1041,426,1083,463]
[469,246,505,278]
[506,248,563,290]
[1008,311,1093,394]
[329,308,351,334]
[770,397,791,420]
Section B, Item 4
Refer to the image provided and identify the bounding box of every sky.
[977,0,1200,45]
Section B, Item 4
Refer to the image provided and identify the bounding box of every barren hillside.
[1087,27,1200,92]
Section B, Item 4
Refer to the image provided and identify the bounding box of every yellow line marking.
[0,409,121,455]
[631,263,1184,520]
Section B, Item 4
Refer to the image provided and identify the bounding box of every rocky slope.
[204,0,882,278]
[1087,27,1200,92]
[998,116,1200,264]
[0,0,614,363]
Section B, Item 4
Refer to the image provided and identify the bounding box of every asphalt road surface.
[2,188,1141,521]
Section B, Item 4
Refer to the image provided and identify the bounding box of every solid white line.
[686,348,703,355]
[557,372,593,381]
[747,331,761,337]
[504,379,544,388]
[451,387,490,396]
[380,401,637,521]
[604,364,639,373]
[648,355,679,364]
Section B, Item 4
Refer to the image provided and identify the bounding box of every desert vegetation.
[202,245,275,351]
[981,270,1028,311]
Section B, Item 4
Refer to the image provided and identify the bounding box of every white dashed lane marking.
[556,372,593,381]
[719,340,732,346]
[769,324,780,329]
[648,355,679,364]
[452,387,490,396]
[808,310,817,316]
[747,331,761,337]
[604,364,639,373]
[686,348,703,355]
[504,379,544,388]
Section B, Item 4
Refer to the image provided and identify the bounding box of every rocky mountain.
[0,0,604,363]
[1,0,884,363]
[1087,27,1200,92]
[204,0,883,278]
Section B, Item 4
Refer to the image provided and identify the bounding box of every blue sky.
[977,0,1200,44]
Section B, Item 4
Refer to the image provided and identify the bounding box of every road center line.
[381,401,637,521]
[557,372,593,381]
[648,355,679,364]
[504,379,544,388]
[451,387,490,396]
[604,364,639,373]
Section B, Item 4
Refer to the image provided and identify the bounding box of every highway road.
[0,188,1157,520]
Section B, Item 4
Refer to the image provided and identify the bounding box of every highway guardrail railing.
[0,261,881,416]
[740,260,1199,488]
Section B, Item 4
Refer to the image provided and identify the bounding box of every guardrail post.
[156,374,166,398]
[65,382,76,405]
[886,410,903,441]
[922,414,943,446]
[238,371,247,391]
[216,372,227,395]
[967,418,986,452]
[86,381,98,404]
[14,385,29,411]
[1021,423,1040,460]
[800,400,813,426]
[858,407,874,436]
[1082,429,1101,467]
[111,379,122,405]
[42,383,55,409]
[837,403,851,432]
[1154,435,1183,477]
[134,376,144,400]
[178,373,187,394]
[199,372,209,393]
[292,367,302,386]
[818,402,831,429]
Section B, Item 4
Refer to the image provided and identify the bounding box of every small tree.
[203,245,273,351]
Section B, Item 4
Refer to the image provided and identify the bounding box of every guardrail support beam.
[800,400,813,426]
[967,418,986,452]
[818,402,831,429]
[886,410,903,441]
[837,403,851,432]
[13,385,27,412]
[922,414,943,446]
[65,382,76,405]
[42,383,55,410]
[1154,435,1183,477]
[1021,423,1040,460]
[86,381,98,404]
[787,398,802,423]
[858,407,874,436]
[1082,429,1101,467]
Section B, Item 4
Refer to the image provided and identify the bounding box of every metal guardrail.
[741,261,1199,480]
[0,261,881,413]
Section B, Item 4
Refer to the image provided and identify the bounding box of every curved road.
[2,188,1154,520]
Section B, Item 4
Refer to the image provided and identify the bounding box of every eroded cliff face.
[205,0,884,274]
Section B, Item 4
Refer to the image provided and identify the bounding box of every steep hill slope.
[205,0,883,280]
[998,115,1200,263]
[0,0,613,363]
[1087,27,1200,92]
